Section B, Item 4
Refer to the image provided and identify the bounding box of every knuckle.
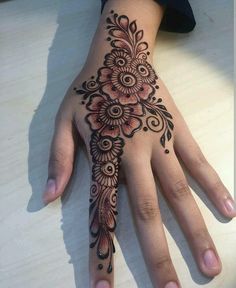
[153,255,172,270]
[168,179,190,200]
[190,228,209,243]
[189,149,207,168]
[123,149,149,166]
[135,196,159,221]
[209,178,223,192]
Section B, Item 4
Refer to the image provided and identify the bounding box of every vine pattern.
[74,11,174,274]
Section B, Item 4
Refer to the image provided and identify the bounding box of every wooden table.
[0,0,234,287]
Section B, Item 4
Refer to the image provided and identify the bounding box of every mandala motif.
[90,134,124,162]
[131,58,156,84]
[92,159,119,187]
[75,11,174,274]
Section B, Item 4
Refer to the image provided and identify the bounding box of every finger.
[89,184,116,288]
[152,148,222,277]
[87,134,124,288]
[43,99,77,204]
[123,155,181,288]
[174,117,236,218]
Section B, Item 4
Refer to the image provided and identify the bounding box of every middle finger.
[123,155,180,288]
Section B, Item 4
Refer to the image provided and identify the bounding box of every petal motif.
[129,102,145,116]
[97,67,113,83]
[103,83,138,105]
[97,229,110,259]
[105,206,116,230]
[121,116,142,137]
[86,94,105,111]
[86,113,103,131]
[118,94,138,105]
[137,83,155,100]
[102,83,121,100]
[101,125,120,138]
[90,209,99,236]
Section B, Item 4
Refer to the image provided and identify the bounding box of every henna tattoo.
[74,11,174,273]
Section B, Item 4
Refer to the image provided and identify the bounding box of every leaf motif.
[76,89,85,95]
[160,133,166,148]
[118,15,129,30]
[162,110,173,119]
[109,29,129,41]
[167,120,174,130]
[82,81,88,89]
[136,42,148,54]
[167,129,172,141]
[129,20,137,33]
[106,17,113,24]
[147,107,156,115]
[157,104,167,111]
[107,264,113,273]
[111,40,131,53]
[135,30,143,42]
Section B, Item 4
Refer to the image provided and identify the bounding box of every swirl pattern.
[146,115,164,133]
[104,49,132,69]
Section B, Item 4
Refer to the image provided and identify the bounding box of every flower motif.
[131,58,156,84]
[92,158,119,187]
[104,49,132,69]
[85,95,145,137]
[90,133,124,162]
[97,67,155,105]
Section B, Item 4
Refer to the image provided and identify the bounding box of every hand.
[42,2,235,288]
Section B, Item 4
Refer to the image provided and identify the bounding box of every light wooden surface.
[0,0,235,287]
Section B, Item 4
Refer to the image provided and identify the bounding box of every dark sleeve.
[100,0,196,33]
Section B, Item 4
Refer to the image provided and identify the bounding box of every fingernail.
[43,179,56,203]
[165,281,179,288]
[224,198,236,214]
[203,249,219,269]
[95,280,110,288]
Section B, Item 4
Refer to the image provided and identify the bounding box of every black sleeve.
[100,0,196,33]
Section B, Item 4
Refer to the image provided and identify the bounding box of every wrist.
[84,0,164,69]
[75,7,161,105]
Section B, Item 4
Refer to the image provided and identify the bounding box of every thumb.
[43,106,77,204]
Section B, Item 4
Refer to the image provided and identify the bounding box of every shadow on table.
[27,0,99,286]
[27,0,233,287]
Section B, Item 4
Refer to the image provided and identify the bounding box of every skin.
[42,0,236,287]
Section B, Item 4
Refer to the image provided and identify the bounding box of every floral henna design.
[74,11,174,273]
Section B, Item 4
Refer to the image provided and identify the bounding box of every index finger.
[88,132,124,288]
